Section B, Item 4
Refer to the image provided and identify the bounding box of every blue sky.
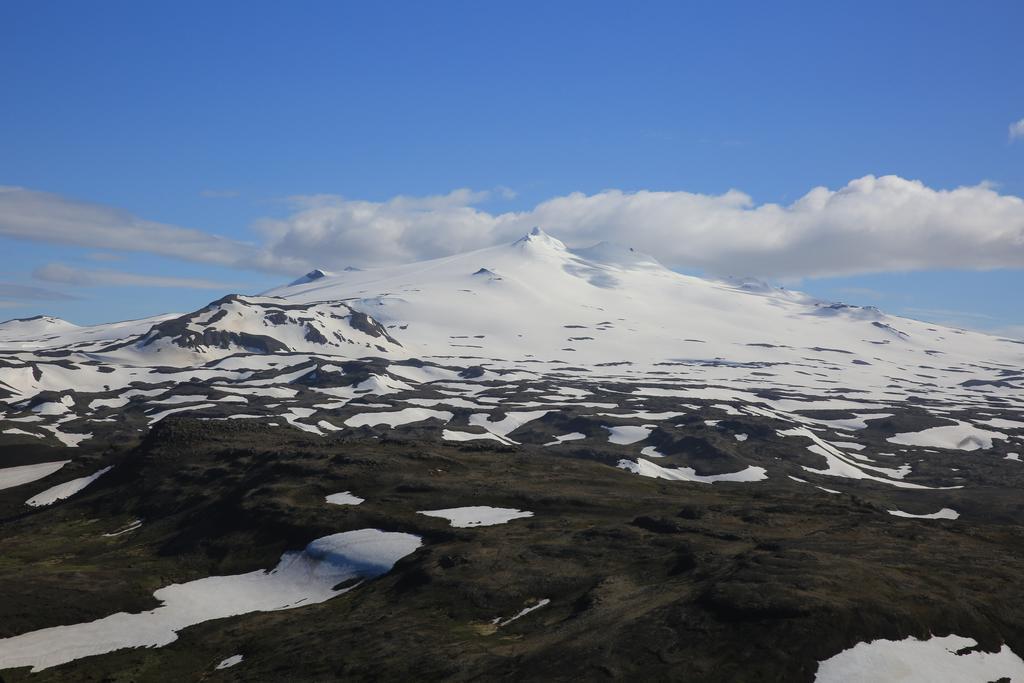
[1,1,1022,334]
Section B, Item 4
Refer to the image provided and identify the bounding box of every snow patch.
[604,424,653,445]
[0,529,421,672]
[543,432,586,446]
[345,408,452,428]
[26,466,112,507]
[493,598,551,627]
[0,460,70,491]
[148,403,218,424]
[215,654,244,670]
[103,519,143,537]
[618,458,767,483]
[325,491,364,506]
[978,417,1024,430]
[888,422,1006,451]
[887,508,959,520]
[418,506,533,527]
[2,427,44,438]
[815,634,1024,683]
[468,410,549,441]
[442,429,511,444]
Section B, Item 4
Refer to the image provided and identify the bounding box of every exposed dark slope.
[1,420,1022,682]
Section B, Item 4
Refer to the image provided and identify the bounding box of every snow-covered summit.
[2,228,1021,408]
[0,315,78,341]
[287,269,331,287]
[252,228,1020,374]
[0,313,176,352]
[513,226,566,249]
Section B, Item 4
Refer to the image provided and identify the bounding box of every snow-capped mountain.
[109,294,404,364]
[0,313,177,352]
[262,227,1019,389]
[3,227,1019,375]
[1,229,1022,491]
[0,315,78,341]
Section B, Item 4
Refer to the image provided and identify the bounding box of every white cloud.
[0,187,260,268]
[0,282,79,309]
[33,263,242,290]
[4,176,1024,280]
[253,189,503,267]
[254,175,1024,278]
[1010,118,1024,141]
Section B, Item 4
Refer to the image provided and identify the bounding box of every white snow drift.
[0,529,421,672]
[345,408,452,429]
[25,466,112,507]
[417,506,534,528]
[325,491,364,506]
[887,508,960,520]
[815,633,1024,683]
[887,422,1006,451]
[618,458,767,483]
[0,460,69,491]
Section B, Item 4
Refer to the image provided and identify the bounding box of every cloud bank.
[0,186,258,267]
[0,283,79,308]
[33,263,242,290]
[255,176,1024,278]
[3,176,1024,280]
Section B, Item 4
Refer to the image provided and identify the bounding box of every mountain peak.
[0,314,78,334]
[288,269,330,287]
[512,227,567,251]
